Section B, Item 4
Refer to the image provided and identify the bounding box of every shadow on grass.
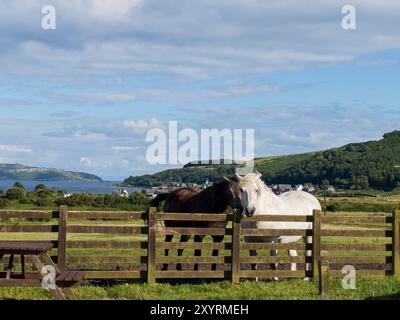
[86,273,286,287]
[87,278,227,286]
[366,293,400,300]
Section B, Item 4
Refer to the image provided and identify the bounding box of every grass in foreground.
[1,277,400,300]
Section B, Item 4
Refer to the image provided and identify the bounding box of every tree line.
[0,182,150,210]
[261,131,400,190]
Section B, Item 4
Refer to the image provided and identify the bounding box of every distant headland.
[0,163,102,182]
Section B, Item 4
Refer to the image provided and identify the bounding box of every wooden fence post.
[57,205,68,271]
[392,210,400,279]
[312,209,321,280]
[319,260,329,296]
[231,212,241,284]
[147,207,157,284]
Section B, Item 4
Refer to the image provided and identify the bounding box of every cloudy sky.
[0,0,399,180]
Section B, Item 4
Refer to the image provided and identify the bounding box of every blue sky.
[0,0,399,180]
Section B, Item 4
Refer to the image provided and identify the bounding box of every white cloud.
[120,159,130,167]
[73,132,109,141]
[111,146,137,153]
[123,117,165,134]
[1,1,400,80]
[123,120,149,130]
[43,92,136,105]
[89,0,143,20]
[80,157,92,166]
[0,145,32,153]
[80,157,111,168]
[136,84,281,101]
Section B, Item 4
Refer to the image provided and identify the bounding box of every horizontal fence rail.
[157,213,231,221]
[242,215,314,222]
[0,210,59,219]
[1,207,399,295]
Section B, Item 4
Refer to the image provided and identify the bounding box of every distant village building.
[271,184,293,194]
[118,189,130,197]
[277,184,293,193]
[304,184,316,193]
[155,186,170,194]
[171,182,181,188]
[201,179,213,189]
[303,183,316,193]
[270,183,319,194]
[146,190,157,198]
[326,185,336,193]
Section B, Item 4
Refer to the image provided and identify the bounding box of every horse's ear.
[235,173,242,181]
[223,176,231,182]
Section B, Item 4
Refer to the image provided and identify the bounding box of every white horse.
[236,172,321,278]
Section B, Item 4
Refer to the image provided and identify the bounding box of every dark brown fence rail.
[1,207,399,295]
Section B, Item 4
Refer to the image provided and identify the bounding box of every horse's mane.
[240,173,271,193]
[256,177,271,192]
[201,179,228,198]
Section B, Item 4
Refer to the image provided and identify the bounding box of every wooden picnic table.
[0,241,84,300]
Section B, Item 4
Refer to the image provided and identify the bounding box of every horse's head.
[220,176,243,211]
[236,172,263,217]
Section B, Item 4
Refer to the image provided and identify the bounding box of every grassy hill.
[122,164,236,187]
[257,130,400,189]
[123,130,400,190]
[0,163,102,182]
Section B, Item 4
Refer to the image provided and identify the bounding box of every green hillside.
[122,164,237,187]
[123,131,400,190]
[0,164,102,182]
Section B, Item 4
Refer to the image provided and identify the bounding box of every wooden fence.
[318,210,400,294]
[1,207,399,294]
[0,206,148,280]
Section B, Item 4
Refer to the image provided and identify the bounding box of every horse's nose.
[245,208,255,217]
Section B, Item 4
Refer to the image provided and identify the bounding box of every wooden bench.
[56,270,86,299]
[57,270,86,283]
[0,241,85,300]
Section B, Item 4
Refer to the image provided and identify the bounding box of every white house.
[119,189,130,197]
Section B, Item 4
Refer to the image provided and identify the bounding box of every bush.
[13,182,25,190]
[34,184,48,192]
[6,187,25,200]
[35,197,53,207]
[0,198,10,208]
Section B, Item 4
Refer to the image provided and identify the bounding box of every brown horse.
[151,177,242,271]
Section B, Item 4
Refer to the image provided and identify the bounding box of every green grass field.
[1,277,400,300]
